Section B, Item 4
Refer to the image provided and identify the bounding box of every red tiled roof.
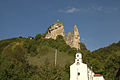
[94,74,103,77]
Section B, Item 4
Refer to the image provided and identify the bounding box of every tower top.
[76,52,82,59]
[75,52,82,64]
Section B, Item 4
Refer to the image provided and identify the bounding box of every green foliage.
[0,34,77,80]
[0,38,25,53]
[0,35,120,80]
[82,41,120,80]
[80,42,87,50]
[35,34,43,40]
[0,49,37,80]
[38,63,64,80]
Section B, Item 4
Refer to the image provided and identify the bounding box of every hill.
[0,35,78,80]
[81,41,120,80]
[0,28,120,80]
[0,34,120,80]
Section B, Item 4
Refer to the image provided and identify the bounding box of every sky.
[0,0,120,51]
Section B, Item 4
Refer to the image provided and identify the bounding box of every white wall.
[70,52,105,80]
[88,67,95,80]
[70,63,88,80]
[93,76,104,80]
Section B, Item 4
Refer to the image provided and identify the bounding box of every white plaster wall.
[88,68,95,80]
[93,76,104,80]
[70,63,88,80]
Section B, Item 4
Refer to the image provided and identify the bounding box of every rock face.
[65,25,80,49]
[45,22,80,49]
[45,22,65,39]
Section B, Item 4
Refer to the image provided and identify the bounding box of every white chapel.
[70,52,105,80]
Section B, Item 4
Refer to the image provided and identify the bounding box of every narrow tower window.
[78,72,80,76]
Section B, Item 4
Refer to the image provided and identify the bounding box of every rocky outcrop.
[45,22,80,49]
[72,25,80,49]
[65,32,73,46]
[45,22,65,39]
[65,25,80,49]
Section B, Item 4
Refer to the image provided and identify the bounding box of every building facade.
[70,52,105,80]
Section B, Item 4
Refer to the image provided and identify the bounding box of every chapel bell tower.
[75,53,82,65]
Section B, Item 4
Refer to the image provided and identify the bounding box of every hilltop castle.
[45,22,80,49]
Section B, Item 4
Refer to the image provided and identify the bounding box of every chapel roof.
[94,74,103,77]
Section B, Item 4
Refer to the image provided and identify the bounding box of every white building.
[93,74,105,80]
[70,52,105,80]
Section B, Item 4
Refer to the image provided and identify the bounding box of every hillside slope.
[82,41,120,80]
[0,35,120,80]
[0,35,77,80]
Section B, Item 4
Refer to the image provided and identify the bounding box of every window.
[77,55,79,57]
[77,62,79,64]
[78,72,80,76]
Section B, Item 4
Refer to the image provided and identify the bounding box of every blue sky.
[0,0,120,51]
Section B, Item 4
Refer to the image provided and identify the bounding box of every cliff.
[45,22,80,49]
[45,22,65,39]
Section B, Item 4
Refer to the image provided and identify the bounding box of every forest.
[0,34,120,80]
